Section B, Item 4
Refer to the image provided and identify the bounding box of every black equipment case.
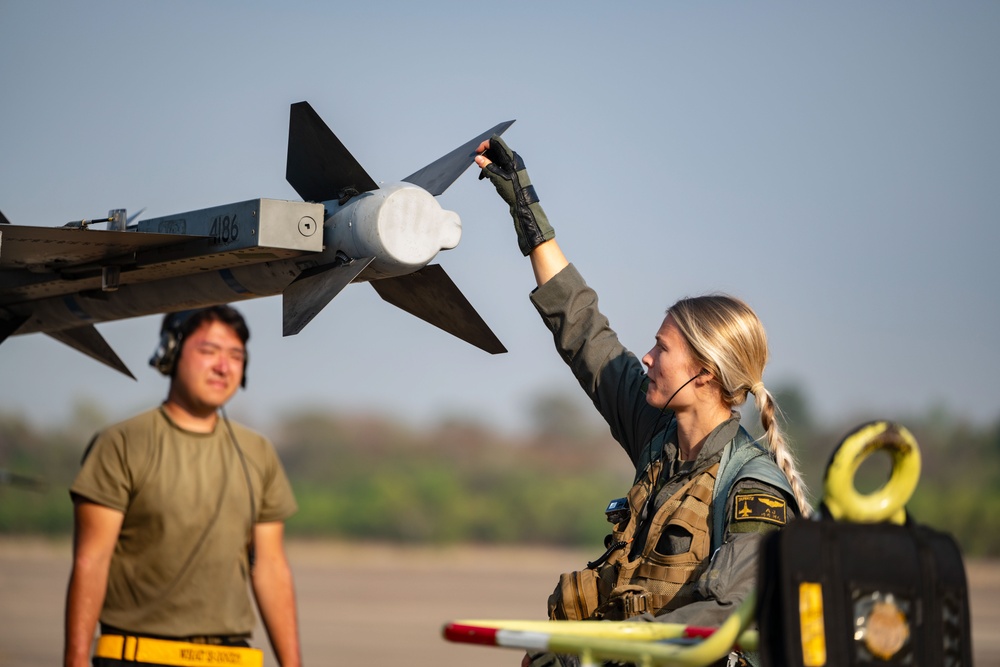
[757,423,973,667]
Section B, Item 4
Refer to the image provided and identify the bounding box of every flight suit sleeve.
[529,263,665,466]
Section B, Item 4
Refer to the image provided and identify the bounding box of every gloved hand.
[478,135,555,256]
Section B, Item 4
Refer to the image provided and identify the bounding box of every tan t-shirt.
[71,407,297,638]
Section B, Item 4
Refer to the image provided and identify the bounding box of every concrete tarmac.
[2,538,997,666]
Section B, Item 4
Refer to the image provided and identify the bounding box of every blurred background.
[2,3,999,665]
[2,0,998,550]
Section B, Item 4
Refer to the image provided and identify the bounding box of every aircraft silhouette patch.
[733,493,787,525]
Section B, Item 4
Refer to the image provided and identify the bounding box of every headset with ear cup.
[148,310,194,378]
[149,306,249,388]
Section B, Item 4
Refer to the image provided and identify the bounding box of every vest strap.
[712,426,799,552]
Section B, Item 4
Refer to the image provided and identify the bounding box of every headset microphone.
[660,369,710,413]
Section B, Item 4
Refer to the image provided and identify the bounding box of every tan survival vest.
[548,457,720,621]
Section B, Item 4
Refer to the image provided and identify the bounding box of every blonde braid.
[753,384,812,516]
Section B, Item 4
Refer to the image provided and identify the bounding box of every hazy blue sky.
[1,2,998,437]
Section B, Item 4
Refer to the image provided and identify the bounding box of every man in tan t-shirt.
[64,305,301,667]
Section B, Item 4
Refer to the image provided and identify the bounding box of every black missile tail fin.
[286,101,379,203]
[370,265,506,354]
[281,257,375,336]
[45,325,135,379]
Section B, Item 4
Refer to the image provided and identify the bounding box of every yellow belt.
[95,634,263,667]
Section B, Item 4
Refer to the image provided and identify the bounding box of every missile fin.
[0,314,28,344]
[370,264,506,354]
[403,120,516,196]
[282,257,375,336]
[286,102,379,203]
[45,325,135,380]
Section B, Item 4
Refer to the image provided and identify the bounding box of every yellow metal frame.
[823,421,921,524]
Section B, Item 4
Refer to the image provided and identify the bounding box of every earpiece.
[149,310,196,378]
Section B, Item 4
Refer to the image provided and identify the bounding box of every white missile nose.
[435,208,461,251]
[377,183,462,265]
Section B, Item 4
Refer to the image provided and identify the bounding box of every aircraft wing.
[0,224,205,304]
[0,224,191,269]
[0,198,324,306]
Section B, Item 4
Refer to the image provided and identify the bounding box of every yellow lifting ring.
[823,421,921,525]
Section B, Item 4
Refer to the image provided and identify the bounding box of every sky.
[1,2,998,438]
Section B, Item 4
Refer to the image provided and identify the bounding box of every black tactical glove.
[479,135,555,256]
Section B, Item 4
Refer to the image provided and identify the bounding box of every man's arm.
[64,499,124,667]
[251,521,301,667]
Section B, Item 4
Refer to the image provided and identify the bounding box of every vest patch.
[733,493,787,525]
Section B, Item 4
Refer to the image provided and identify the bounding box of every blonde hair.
[669,295,812,516]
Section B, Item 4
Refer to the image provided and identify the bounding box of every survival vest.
[548,424,795,622]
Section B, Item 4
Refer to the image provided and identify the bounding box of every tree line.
[2,386,998,556]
